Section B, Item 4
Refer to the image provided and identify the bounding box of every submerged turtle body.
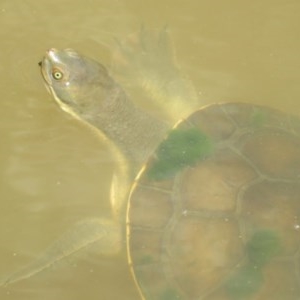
[3,39,300,300]
[127,103,300,300]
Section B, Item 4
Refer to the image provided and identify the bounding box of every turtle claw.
[111,27,200,123]
[0,219,121,286]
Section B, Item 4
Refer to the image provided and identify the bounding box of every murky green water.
[0,0,300,299]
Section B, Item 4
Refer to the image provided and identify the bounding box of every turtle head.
[39,48,116,122]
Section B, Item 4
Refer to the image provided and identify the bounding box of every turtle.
[2,42,300,300]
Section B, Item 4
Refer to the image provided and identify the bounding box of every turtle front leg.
[112,26,200,123]
[0,218,121,286]
[0,147,130,287]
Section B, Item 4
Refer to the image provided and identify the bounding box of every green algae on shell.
[225,265,263,299]
[146,127,214,180]
[247,229,281,267]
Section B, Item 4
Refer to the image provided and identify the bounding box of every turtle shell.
[127,103,300,300]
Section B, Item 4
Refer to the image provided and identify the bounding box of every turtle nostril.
[38,61,42,67]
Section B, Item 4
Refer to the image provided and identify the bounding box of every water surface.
[0,0,300,299]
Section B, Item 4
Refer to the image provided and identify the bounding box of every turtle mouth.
[38,55,54,99]
[39,56,53,86]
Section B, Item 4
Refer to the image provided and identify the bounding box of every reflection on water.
[0,0,300,299]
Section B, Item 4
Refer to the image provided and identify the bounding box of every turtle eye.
[52,68,63,80]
